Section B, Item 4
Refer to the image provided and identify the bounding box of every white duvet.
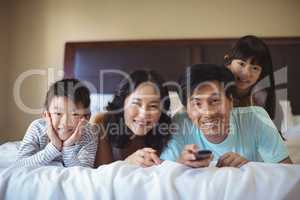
[1,141,300,200]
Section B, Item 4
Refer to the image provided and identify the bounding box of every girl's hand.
[125,148,162,167]
[216,152,248,168]
[63,118,87,147]
[177,144,212,168]
[44,111,62,151]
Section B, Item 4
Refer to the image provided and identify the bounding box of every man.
[161,64,292,168]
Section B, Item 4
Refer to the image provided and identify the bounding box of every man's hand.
[217,152,248,168]
[177,144,212,168]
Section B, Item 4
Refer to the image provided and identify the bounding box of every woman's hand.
[177,144,212,168]
[125,148,162,167]
[216,152,248,168]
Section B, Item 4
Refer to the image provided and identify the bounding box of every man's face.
[187,81,232,143]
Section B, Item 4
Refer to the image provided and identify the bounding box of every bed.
[1,140,300,200]
[1,38,300,200]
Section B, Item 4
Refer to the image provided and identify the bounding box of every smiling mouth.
[133,120,151,128]
[237,77,250,84]
[199,117,231,136]
[200,119,220,129]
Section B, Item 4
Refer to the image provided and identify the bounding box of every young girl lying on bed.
[15,79,98,167]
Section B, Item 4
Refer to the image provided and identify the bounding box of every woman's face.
[124,82,162,136]
[227,59,262,92]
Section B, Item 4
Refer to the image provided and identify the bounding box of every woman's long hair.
[104,70,171,154]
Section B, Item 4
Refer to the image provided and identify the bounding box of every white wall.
[3,0,300,141]
[0,0,9,142]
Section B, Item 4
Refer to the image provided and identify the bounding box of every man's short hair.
[178,64,236,106]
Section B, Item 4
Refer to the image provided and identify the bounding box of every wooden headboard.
[64,37,300,114]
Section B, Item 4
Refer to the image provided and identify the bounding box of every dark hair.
[105,70,171,153]
[178,64,236,106]
[224,35,276,119]
[44,78,91,110]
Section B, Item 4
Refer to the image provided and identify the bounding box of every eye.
[149,104,159,110]
[130,100,142,108]
[131,101,141,106]
[53,112,62,116]
[72,113,80,117]
[251,66,261,72]
[191,99,201,107]
[211,98,221,105]
[238,62,245,67]
[195,102,202,107]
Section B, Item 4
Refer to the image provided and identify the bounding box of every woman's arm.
[90,112,114,167]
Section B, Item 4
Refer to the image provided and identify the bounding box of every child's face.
[124,82,162,136]
[227,59,262,91]
[46,96,89,141]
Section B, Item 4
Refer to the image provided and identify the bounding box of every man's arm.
[279,156,293,164]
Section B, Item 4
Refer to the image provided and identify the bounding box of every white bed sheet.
[0,141,19,169]
[284,123,300,164]
[1,140,300,200]
[0,160,300,200]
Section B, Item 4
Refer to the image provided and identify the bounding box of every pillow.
[169,91,184,116]
[90,93,113,115]
[279,100,295,133]
[0,141,20,168]
[285,139,300,164]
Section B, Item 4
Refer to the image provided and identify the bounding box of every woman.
[224,35,276,119]
[91,70,171,167]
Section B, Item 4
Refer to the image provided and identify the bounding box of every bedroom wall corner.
[0,0,9,143]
